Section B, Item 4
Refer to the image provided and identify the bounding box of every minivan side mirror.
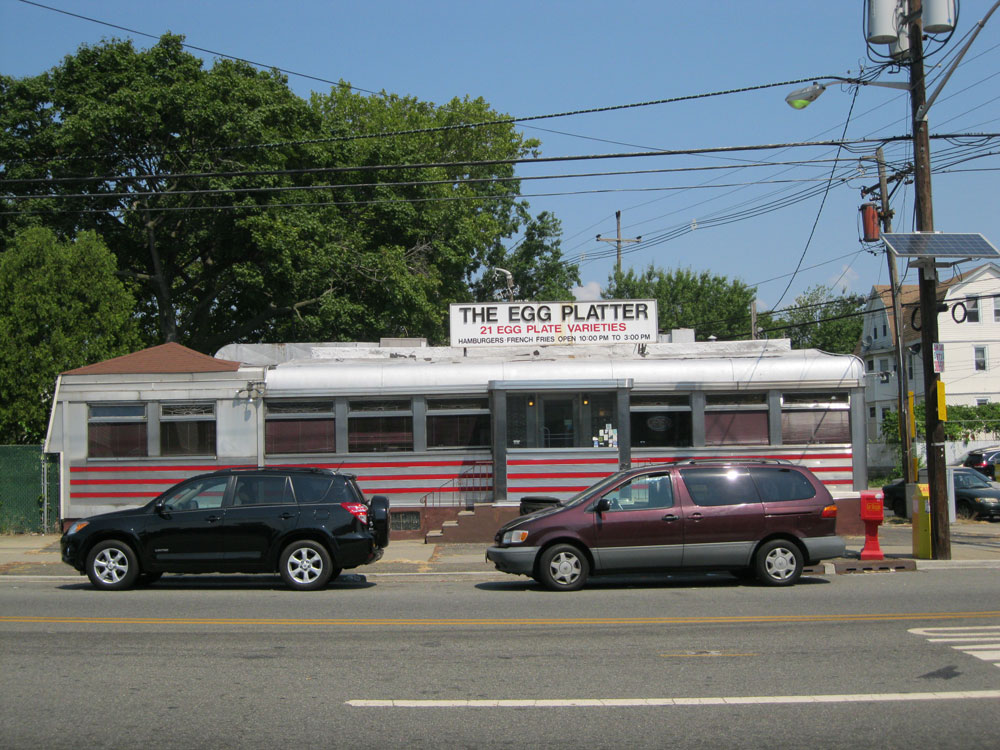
[591,497,611,513]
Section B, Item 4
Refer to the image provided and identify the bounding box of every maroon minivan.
[486,460,845,591]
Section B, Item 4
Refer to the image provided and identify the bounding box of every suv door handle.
[279,512,295,520]
[205,515,221,523]
[662,514,678,522]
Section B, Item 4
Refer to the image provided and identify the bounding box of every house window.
[867,359,875,372]
[704,393,768,446]
[966,296,980,323]
[348,400,413,452]
[869,406,877,418]
[87,404,148,458]
[974,346,988,371]
[265,401,335,454]
[977,398,990,406]
[993,296,1000,323]
[882,324,887,337]
[160,403,216,456]
[426,397,491,449]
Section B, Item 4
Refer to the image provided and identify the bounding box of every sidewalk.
[2,519,999,578]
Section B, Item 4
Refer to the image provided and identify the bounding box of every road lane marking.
[346,690,1000,708]
[2,612,1000,627]
[910,626,1000,670]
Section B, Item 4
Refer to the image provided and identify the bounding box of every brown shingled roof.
[63,342,243,375]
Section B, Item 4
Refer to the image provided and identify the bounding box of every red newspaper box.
[859,490,884,560]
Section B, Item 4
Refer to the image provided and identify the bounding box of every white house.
[859,263,1000,441]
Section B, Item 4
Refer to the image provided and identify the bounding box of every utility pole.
[907,0,951,559]
[597,210,641,275]
[870,147,915,484]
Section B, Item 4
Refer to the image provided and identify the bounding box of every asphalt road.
[2,569,999,749]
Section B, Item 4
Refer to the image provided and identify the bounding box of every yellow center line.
[1,611,999,627]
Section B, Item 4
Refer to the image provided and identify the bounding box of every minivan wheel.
[538,544,589,592]
[279,541,333,591]
[956,501,975,521]
[85,539,140,591]
[754,539,803,587]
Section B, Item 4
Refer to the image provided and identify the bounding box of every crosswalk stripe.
[909,625,1000,671]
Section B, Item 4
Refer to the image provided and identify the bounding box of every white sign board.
[449,300,659,347]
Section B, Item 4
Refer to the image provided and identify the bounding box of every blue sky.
[3,0,999,317]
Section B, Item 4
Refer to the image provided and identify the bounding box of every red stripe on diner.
[71,464,253,473]
[507,472,613,480]
[631,453,852,464]
[72,486,496,500]
[72,492,160,499]
[71,478,186,486]
[508,458,620,466]
[71,459,490,473]
[281,460,490,470]
[806,466,852,473]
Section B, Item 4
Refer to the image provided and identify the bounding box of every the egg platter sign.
[449,300,659,347]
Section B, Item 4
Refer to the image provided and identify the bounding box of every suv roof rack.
[208,466,345,476]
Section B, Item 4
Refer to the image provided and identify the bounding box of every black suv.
[962,447,1000,480]
[61,467,390,591]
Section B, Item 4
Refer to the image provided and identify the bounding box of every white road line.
[346,690,1000,708]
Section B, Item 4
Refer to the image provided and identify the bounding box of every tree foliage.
[0,227,141,443]
[471,211,580,302]
[768,284,865,353]
[603,265,756,340]
[881,401,1000,443]
[1,34,556,351]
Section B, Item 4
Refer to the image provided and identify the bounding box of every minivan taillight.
[821,504,838,518]
[341,502,369,525]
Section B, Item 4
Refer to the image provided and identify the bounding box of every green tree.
[603,265,756,340]
[882,401,1000,443]
[769,285,865,353]
[0,227,141,443]
[472,211,580,302]
[2,35,543,349]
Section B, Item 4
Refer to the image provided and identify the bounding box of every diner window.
[426,397,490,449]
[630,394,692,448]
[781,392,850,444]
[505,392,617,449]
[160,403,216,456]
[87,404,147,458]
[265,401,335,454]
[348,400,413,452]
[704,393,768,446]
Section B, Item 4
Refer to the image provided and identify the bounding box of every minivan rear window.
[748,467,816,502]
[679,467,760,506]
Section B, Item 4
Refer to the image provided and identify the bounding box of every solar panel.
[883,233,1000,259]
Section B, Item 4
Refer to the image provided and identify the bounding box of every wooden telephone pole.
[597,211,642,274]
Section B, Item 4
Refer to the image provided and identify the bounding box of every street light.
[784,78,909,110]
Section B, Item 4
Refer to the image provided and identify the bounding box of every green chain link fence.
[0,446,60,534]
